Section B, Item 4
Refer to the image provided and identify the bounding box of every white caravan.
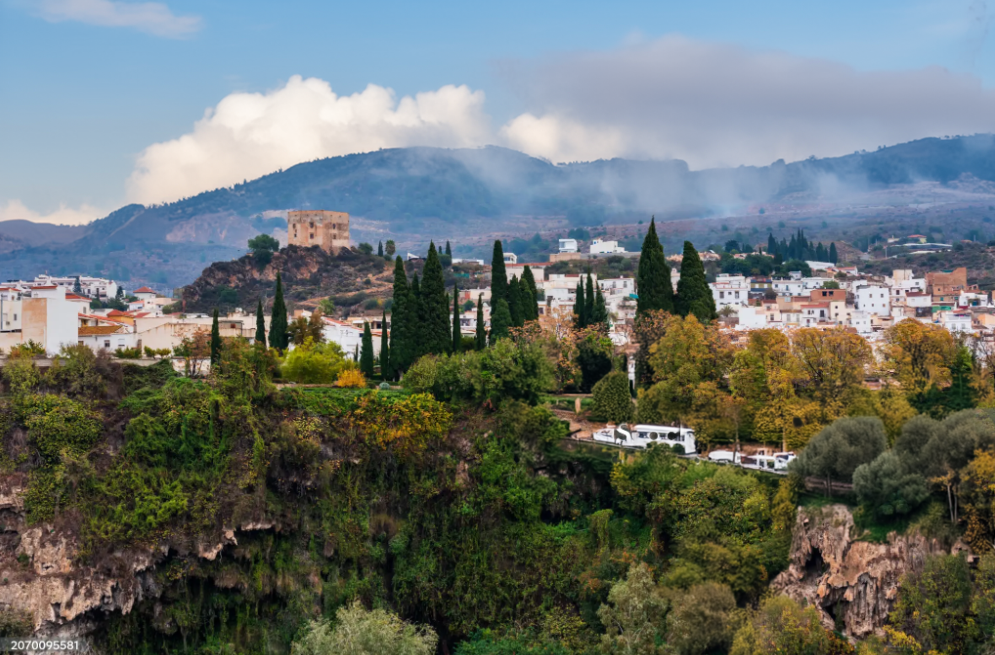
[707,449,796,472]
[592,423,697,454]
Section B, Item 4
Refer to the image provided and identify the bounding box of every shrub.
[336,368,367,388]
[589,371,634,423]
[114,347,143,359]
[282,341,350,384]
[292,600,437,655]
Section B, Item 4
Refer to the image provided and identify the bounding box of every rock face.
[771,504,966,639]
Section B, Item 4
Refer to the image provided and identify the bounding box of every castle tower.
[287,210,350,253]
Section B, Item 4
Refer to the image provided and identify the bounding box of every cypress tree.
[521,265,539,320]
[451,284,461,353]
[767,233,777,257]
[574,278,587,329]
[410,273,423,357]
[475,295,486,350]
[210,308,222,365]
[73,276,82,295]
[255,300,266,345]
[585,273,596,323]
[490,298,512,343]
[829,242,839,265]
[377,240,383,257]
[636,217,673,316]
[591,284,608,327]
[380,309,390,379]
[420,242,450,355]
[269,272,289,351]
[522,284,537,323]
[445,240,452,257]
[508,276,523,327]
[788,234,798,260]
[491,240,508,307]
[390,257,411,376]
[675,241,717,322]
[360,322,375,377]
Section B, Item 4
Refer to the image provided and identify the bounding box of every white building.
[558,238,578,253]
[320,317,384,360]
[938,311,973,333]
[736,306,769,330]
[29,274,120,300]
[0,285,79,355]
[772,278,805,297]
[854,284,891,317]
[589,239,625,255]
[503,252,518,265]
[710,274,750,309]
[78,325,137,353]
[849,310,872,334]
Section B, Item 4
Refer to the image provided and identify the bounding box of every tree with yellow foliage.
[883,319,956,399]
[792,327,872,402]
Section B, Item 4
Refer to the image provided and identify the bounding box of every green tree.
[360,322,375,378]
[358,242,374,254]
[451,285,461,353]
[72,276,82,295]
[829,242,838,264]
[255,300,265,345]
[591,282,609,327]
[590,370,635,423]
[676,241,716,322]
[475,295,486,350]
[410,273,422,357]
[377,240,383,257]
[210,308,221,365]
[491,240,508,307]
[636,217,673,316]
[945,346,976,413]
[291,600,437,655]
[767,233,777,257]
[380,310,390,379]
[420,242,451,356]
[445,240,452,256]
[385,239,396,257]
[886,555,973,655]
[853,451,930,520]
[575,278,588,329]
[666,582,737,655]
[282,340,350,384]
[597,563,668,655]
[318,297,335,316]
[490,298,512,343]
[269,272,289,351]
[390,257,412,376]
[790,416,888,494]
[730,596,838,655]
[585,272,596,324]
[522,265,539,320]
[508,276,523,327]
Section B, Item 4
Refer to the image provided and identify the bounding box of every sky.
[0,0,993,224]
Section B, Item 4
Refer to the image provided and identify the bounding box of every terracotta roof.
[134,286,156,294]
[107,310,135,317]
[31,285,57,289]
[79,325,126,336]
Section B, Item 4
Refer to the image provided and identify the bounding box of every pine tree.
[491,240,508,307]
[508,276,523,327]
[445,240,452,257]
[767,233,777,257]
[490,298,512,343]
[829,242,839,265]
[475,295,486,350]
[675,241,717,322]
[420,242,450,355]
[255,300,266,345]
[210,308,222,365]
[389,257,411,376]
[451,285,461,353]
[521,265,539,320]
[585,273,596,323]
[574,278,587,329]
[636,217,673,316]
[380,309,390,379]
[377,241,383,257]
[269,272,289,351]
[360,322,375,378]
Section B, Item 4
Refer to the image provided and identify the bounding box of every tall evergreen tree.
[508,276,523,327]
[675,241,717,322]
[377,241,383,257]
[410,273,423,357]
[767,233,777,257]
[636,217,673,316]
[574,278,587,329]
[451,285,462,353]
[490,240,508,307]
[389,257,411,376]
[419,243,451,355]
[829,242,839,265]
[788,234,798,260]
[585,272,596,323]
[490,298,512,343]
[816,243,826,261]
[522,284,537,323]
[73,276,82,295]
[445,240,452,257]
[475,295,486,351]
[210,309,222,365]
[591,284,609,327]
[255,300,266,345]
[521,265,539,320]
[360,322,375,378]
[380,309,390,379]
[269,272,289,351]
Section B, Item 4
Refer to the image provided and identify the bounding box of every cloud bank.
[126,36,995,205]
[34,0,201,38]
[0,199,104,226]
[127,76,491,204]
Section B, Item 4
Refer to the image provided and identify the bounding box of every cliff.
[771,504,974,639]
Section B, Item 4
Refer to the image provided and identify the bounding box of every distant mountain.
[3,135,994,288]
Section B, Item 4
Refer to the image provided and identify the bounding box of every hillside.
[3,135,995,289]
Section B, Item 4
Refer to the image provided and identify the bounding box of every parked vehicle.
[592,423,697,454]
[707,448,796,472]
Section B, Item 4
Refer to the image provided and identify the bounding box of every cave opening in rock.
[805,547,826,580]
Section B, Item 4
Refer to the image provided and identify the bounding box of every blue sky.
[0,0,993,223]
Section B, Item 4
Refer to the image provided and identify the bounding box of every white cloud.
[33,0,201,38]
[127,76,492,204]
[0,199,103,225]
[497,34,995,167]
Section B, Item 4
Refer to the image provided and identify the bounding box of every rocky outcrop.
[771,504,971,639]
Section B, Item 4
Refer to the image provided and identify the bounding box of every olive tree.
[789,416,887,494]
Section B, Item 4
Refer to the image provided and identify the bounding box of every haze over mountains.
[3,134,995,290]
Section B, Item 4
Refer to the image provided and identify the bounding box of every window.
[78,341,84,346]
[104,340,110,348]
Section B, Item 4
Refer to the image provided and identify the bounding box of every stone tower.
[287,210,350,253]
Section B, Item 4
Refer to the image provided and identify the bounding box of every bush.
[336,368,367,388]
[292,600,437,655]
[282,341,350,384]
[114,347,143,359]
[589,371,634,423]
